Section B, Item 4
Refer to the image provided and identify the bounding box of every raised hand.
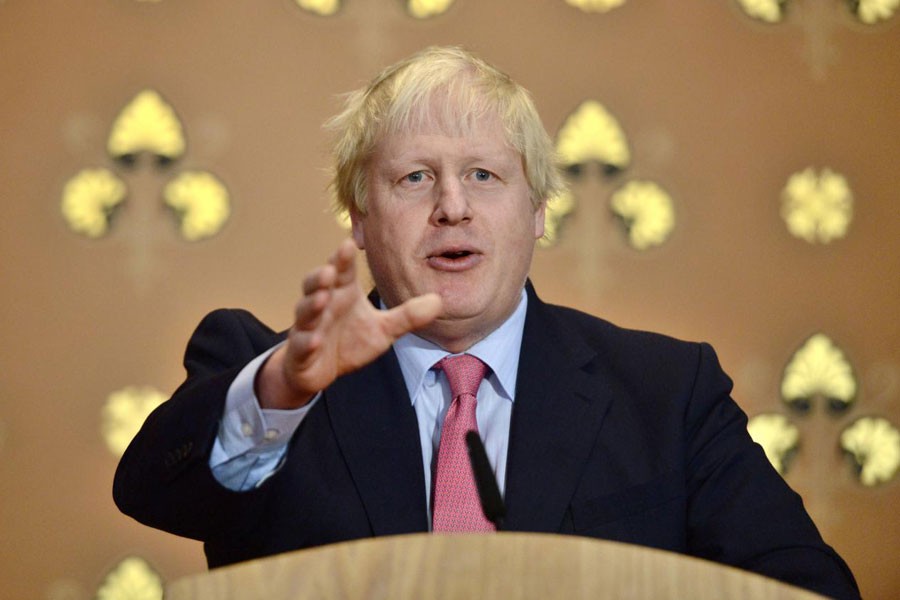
[257,239,442,409]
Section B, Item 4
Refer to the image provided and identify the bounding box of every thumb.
[381,293,442,338]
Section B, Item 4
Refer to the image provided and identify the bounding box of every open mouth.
[440,250,473,259]
[427,247,481,271]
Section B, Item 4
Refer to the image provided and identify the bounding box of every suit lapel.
[503,288,615,532]
[325,348,430,536]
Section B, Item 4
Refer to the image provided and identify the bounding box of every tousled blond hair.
[327,46,564,214]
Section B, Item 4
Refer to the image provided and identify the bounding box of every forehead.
[371,108,519,165]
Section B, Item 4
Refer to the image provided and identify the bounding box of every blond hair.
[327,46,564,213]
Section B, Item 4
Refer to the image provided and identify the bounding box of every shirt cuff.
[209,342,319,468]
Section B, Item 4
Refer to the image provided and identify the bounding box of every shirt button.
[264,429,278,441]
[241,422,253,437]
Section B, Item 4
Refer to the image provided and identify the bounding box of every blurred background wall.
[1,1,898,598]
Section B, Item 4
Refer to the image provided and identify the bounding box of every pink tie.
[432,354,495,532]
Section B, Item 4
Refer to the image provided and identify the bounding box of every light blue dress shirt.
[210,289,527,519]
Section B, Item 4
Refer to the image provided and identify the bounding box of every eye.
[473,169,493,182]
[403,171,425,184]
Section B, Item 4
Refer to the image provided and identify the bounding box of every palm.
[265,239,441,408]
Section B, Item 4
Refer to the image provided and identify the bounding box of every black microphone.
[465,430,506,530]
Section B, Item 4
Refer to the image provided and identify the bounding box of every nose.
[431,178,472,226]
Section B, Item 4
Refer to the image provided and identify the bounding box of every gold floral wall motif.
[609,180,675,250]
[735,0,899,24]
[549,99,677,250]
[841,416,900,486]
[747,413,801,474]
[781,167,853,244]
[61,89,230,241]
[292,0,455,18]
[101,386,166,457]
[95,557,163,600]
[406,0,454,18]
[163,171,231,242]
[735,0,787,23]
[565,0,627,13]
[294,0,341,16]
[781,333,857,412]
[540,190,576,248]
[751,334,899,487]
[107,89,186,165]
[555,100,630,174]
[855,0,900,23]
[60,168,128,239]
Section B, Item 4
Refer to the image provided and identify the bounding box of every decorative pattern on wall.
[547,99,675,250]
[406,0,455,18]
[107,90,185,166]
[95,557,163,600]
[735,0,899,24]
[101,386,166,457]
[749,333,900,487]
[163,171,231,241]
[747,413,800,474]
[780,167,853,244]
[294,0,340,16]
[565,0,627,13]
[609,180,675,250]
[541,190,576,248]
[841,416,900,486]
[781,333,857,412]
[293,0,455,18]
[61,169,128,239]
[60,89,230,241]
[555,100,630,174]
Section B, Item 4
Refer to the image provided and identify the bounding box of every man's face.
[350,110,545,352]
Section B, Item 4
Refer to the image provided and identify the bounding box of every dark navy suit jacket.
[114,285,859,599]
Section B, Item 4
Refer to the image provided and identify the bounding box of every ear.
[349,207,366,250]
[533,200,546,240]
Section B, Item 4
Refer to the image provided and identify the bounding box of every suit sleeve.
[683,343,860,599]
[112,309,284,541]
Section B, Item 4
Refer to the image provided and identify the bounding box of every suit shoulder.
[544,302,702,357]
[184,308,284,377]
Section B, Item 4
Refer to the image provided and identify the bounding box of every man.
[114,46,859,598]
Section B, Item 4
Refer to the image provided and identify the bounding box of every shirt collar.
[392,288,528,404]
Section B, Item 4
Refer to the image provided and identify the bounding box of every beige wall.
[1,1,898,598]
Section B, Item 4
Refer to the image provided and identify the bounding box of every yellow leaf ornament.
[556,100,630,173]
[841,417,900,486]
[609,180,675,250]
[294,0,341,16]
[565,0,627,13]
[748,413,800,474]
[107,89,186,164]
[780,167,853,244]
[736,0,786,23]
[781,334,857,412]
[96,556,163,600]
[406,0,454,18]
[163,171,231,241]
[61,168,127,238]
[540,189,576,248]
[101,386,167,457]
[855,0,900,24]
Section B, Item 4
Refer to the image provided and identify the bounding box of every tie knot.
[436,354,488,398]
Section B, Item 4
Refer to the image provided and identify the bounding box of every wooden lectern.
[167,533,826,599]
